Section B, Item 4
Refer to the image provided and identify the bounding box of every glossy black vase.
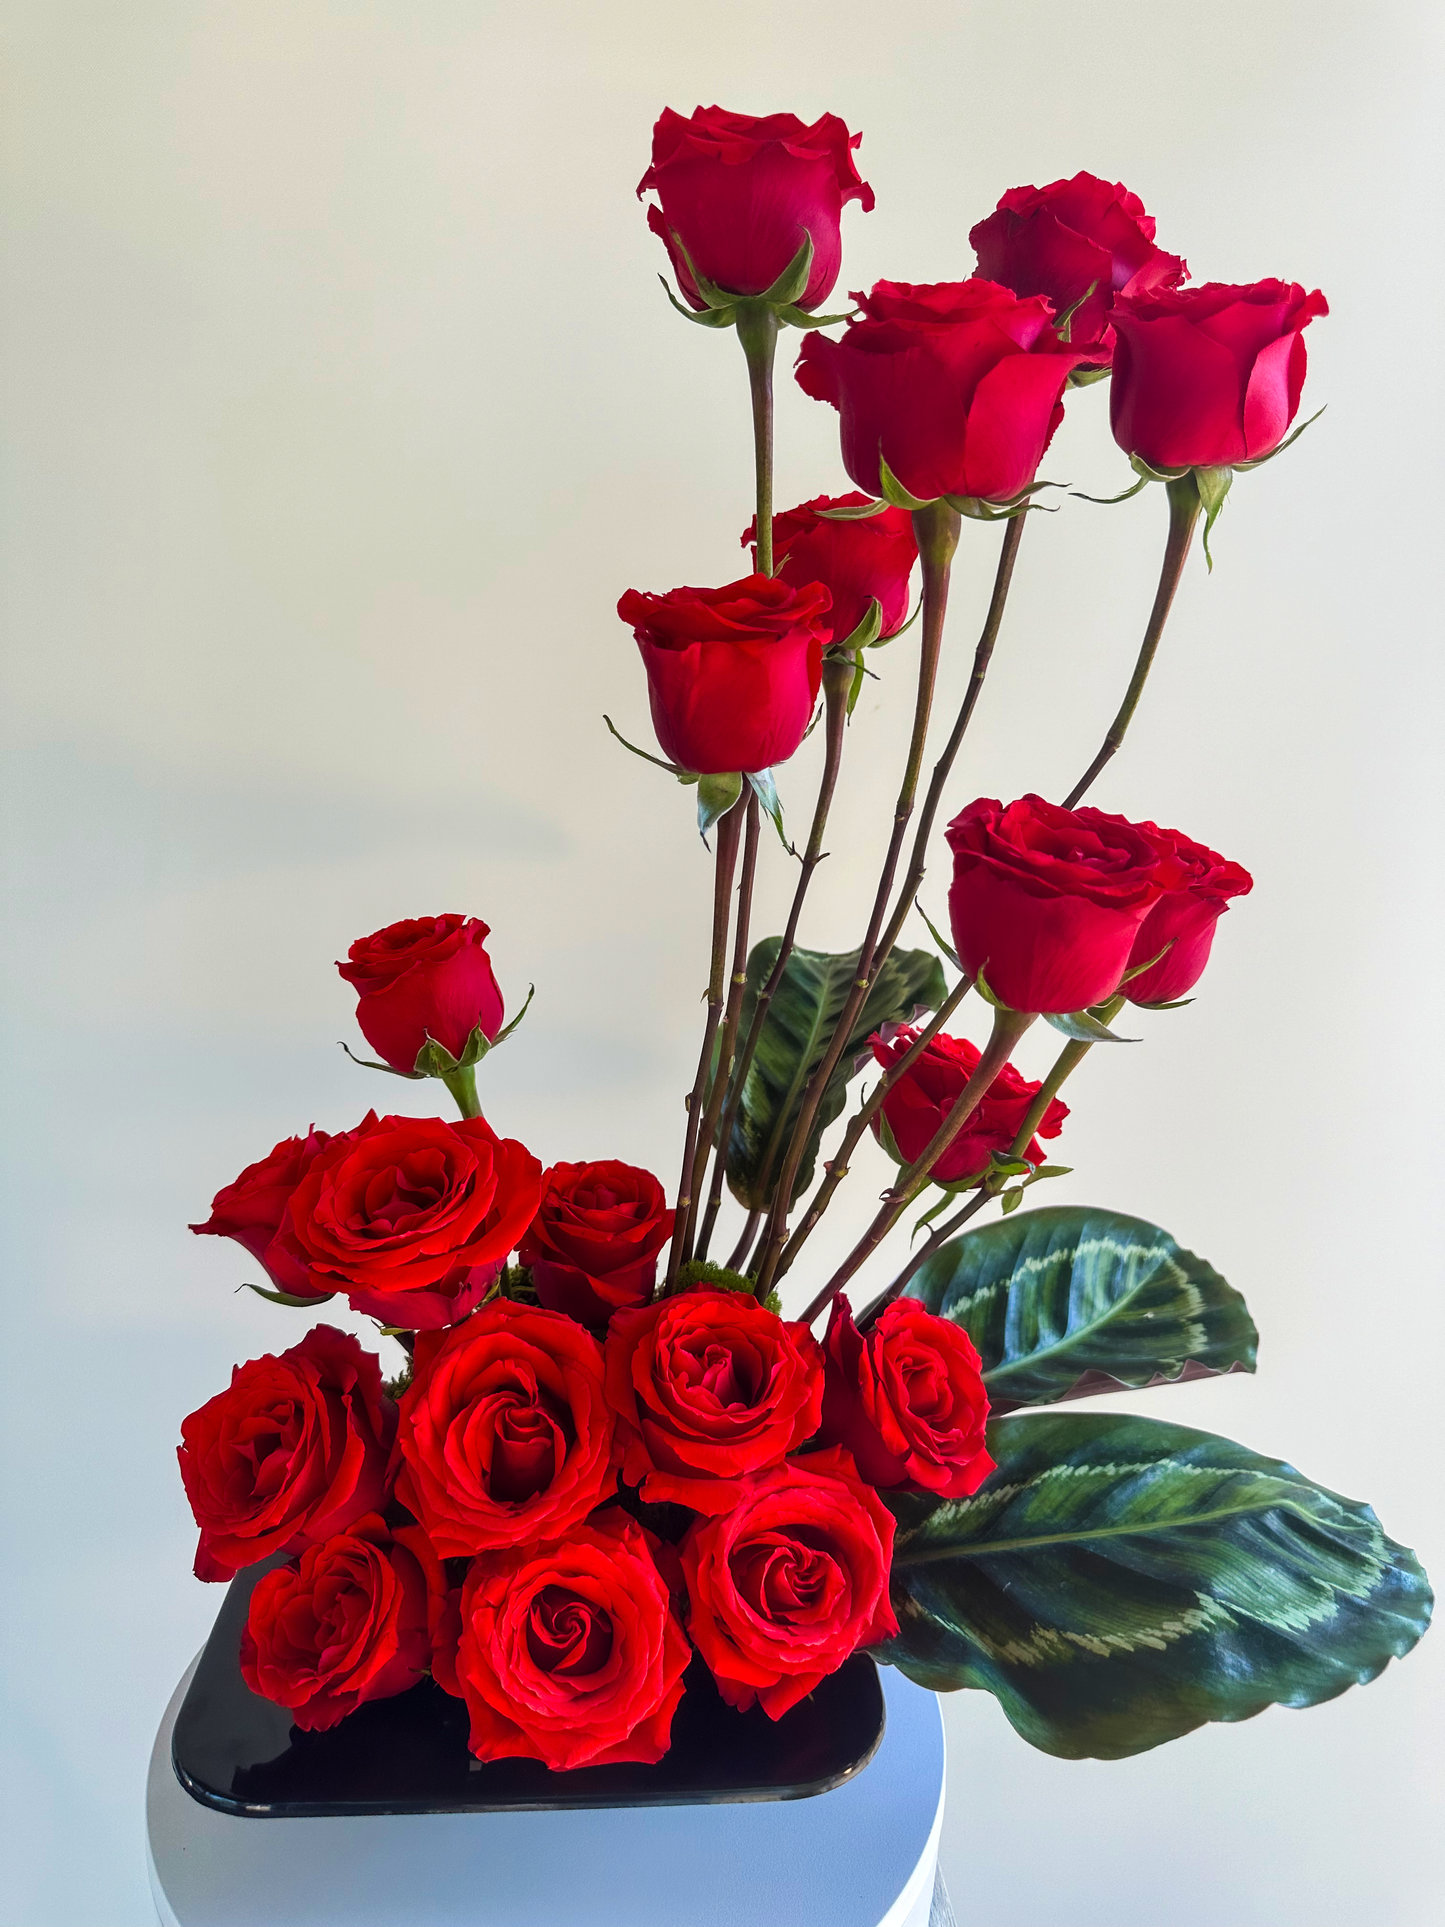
[172,1558,887,1818]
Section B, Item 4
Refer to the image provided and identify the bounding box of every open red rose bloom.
[173,103,1432,1797]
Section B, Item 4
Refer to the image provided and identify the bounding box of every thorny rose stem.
[1063,474,1202,807]
[665,795,745,1291]
[800,1004,1038,1323]
[855,995,1126,1326]
[736,307,779,578]
[695,656,852,1265]
[753,500,962,1296]
[682,792,760,1268]
[760,514,1028,1289]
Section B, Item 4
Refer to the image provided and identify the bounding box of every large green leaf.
[907,1205,1257,1412]
[876,1411,1432,1759]
[724,939,946,1211]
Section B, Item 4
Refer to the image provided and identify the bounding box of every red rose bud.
[239,1515,430,1731]
[869,1025,1068,1185]
[1111,279,1328,471]
[680,1447,897,1718]
[395,1299,619,1557]
[795,279,1094,506]
[279,1111,542,1330]
[177,1325,395,1581]
[604,1287,825,1514]
[519,1160,675,1328]
[946,794,1177,1013]
[189,1125,333,1298]
[818,1295,994,1499]
[742,494,917,646]
[1125,823,1253,1005]
[617,574,830,775]
[639,105,873,312]
[970,171,1186,353]
[338,914,503,1075]
[452,1512,691,1771]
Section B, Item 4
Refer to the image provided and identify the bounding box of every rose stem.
[681,792,761,1269]
[440,1066,482,1119]
[854,993,1127,1325]
[694,654,852,1267]
[735,307,779,578]
[799,1004,1037,1324]
[752,501,962,1297]
[725,1209,763,1273]
[766,969,974,1285]
[665,794,745,1293]
[759,518,1026,1288]
[1062,473,1202,808]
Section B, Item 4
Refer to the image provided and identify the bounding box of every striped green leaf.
[724,940,945,1211]
[907,1205,1257,1411]
[876,1411,1432,1759]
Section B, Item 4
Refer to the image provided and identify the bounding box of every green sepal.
[697,771,744,840]
[910,1181,973,1237]
[914,897,962,970]
[816,497,889,522]
[666,230,739,313]
[834,598,883,654]
[411,985,535,1080]
[877,453,938,513]
[241,1281,334,1309]
[945,479,1064,522]
[1133,453,1192,482]
[1235,405,1326,472]
[1134,995,1196,1012]
[603,713,685,777]
[1066,363,1112,388]
[1043,1006,1139,1044]
[340,1041,424,1081]
[1073,473,1151,507]
[1118,939,1175,985]
[1051,279,1099,344]
[1193,464,1234,571]
[756,232,814,309]
[775,303,856,331]
[657,275,737,329]
[972,966,1014,1013]
[881,596,922,642]
[745,767,789,849]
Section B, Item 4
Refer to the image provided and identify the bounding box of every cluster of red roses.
[182,913,996,1767]
[176,104,1305,1771]
[620,107,1325,784]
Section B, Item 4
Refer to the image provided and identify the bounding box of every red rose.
[337,915,503,1074]
[1110,279,1328,471]
[239,1515,430,1731]
[742,494,917,646]
[452,1511,691,1770]
[868,1024,1068,1185]
[617,574,830,775]
[680,1447,897,1718]
[391,1521,464,1697]
[970,171,1186,353]
[177,1324,394,1581]
[395,1299,619,1556]
[946,794,1175,1013]
[817,1295,994,1499]
[795,278,1093,506]
[1124,822,1253,1005]
[604,1288,824,1513]
[280,1111,542,1330]
[639,106,873,312]
[189,1126,332,1297]
[519,1159,675,1328]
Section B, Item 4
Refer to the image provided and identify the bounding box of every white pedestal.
[146,1655,948,1927]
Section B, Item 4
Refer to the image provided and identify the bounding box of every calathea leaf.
[907,1204,1258,1410]
[876,1410,1433,1760]
[723,938,946,1211]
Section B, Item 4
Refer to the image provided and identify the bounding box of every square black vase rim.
[172,1556,887,1818]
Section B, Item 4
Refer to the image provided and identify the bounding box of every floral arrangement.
[177,105,1430,1774]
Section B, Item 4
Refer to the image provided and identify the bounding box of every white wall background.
[3,3,1441,1921]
